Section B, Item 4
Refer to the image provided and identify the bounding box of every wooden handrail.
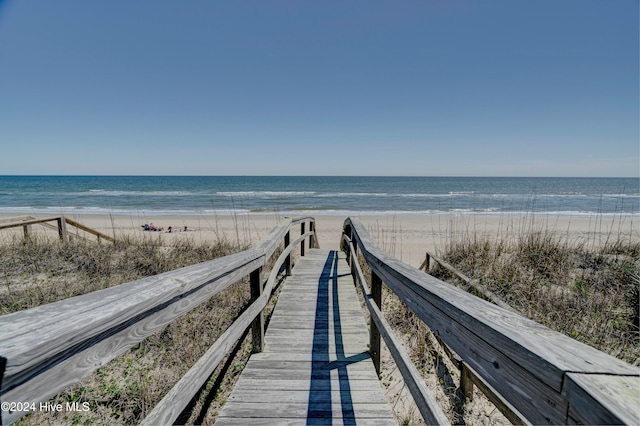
[342,217,640,425]
[0,217,317,425]
[0,215,114,242]
[0,216,64,230]
[142,228,313,425]
[63,217,115,242]
[342,234,450,425]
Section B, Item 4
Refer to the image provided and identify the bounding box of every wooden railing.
[0,217,317,425]
[0,215,115,242]
[2,215,638,425]
[342,217,640,425]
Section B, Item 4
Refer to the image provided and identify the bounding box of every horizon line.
[1,174,638,179]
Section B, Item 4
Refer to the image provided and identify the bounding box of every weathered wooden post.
[284,230,292,276]
[57,217,68,242]
[351,227,358,258]
[300,222,305,257]
[343,231,351,265]
[349,251,355,285]
[425,252,430,272]
[460,365,474,401]
[250,267,265,353]
[349,227,358,284]
[22,224,30,240]
[631,283,639,339]
[370,270,382,375]
[309,221,316,249]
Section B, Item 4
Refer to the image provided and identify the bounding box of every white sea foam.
[217,191,316,197]
[1,177,637,218]
[85,190,195,196]
[0,206,637,218]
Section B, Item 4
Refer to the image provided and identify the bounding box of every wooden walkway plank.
[225,389,389,405]
[217,249,396,425]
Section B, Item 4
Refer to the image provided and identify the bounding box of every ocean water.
[0,176,637,217]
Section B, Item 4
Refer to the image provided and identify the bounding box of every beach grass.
[367,213,638,424]
[430,214,639,364]
[1,212,638,425]
[1,232,281,425]
[0,233,243,315]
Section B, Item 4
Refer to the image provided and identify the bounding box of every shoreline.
[1,212,637,268]
[1,208,638,217]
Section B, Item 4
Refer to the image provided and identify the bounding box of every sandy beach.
[2,211,638,424]
[2,212,637,268]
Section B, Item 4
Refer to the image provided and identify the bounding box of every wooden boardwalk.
[216,249,396,425]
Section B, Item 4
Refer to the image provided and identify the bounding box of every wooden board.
[563,373,640,425]
[345,217,640,425]
[0,218,318,426]
[217,249,396,425]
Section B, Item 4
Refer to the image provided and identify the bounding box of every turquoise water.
[0,176,637,217]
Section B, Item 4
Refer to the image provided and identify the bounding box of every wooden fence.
[342,217,640,425]
[0,217,317,425]
[1,216,638,425]
[0,215,115,243]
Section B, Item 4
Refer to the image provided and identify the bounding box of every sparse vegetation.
[0,234,241,315]
[0,233,284,425]
[366,214,639,424]
[430,220,639,365]
[2,213,637,425]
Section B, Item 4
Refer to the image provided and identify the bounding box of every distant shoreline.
[1,176,637,218]
[1,174,638,178]
[1,208,639,217]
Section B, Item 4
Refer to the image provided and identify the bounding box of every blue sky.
[0,1,638,177]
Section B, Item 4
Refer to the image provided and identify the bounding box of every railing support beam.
[250,267,264,353]
[22,224,31,240]
[57,217,67,242]
[284,231,292,276]
[349,228,358,284]
[370,270,382,375]
[300,222,305,257]
[460,364,474,401]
